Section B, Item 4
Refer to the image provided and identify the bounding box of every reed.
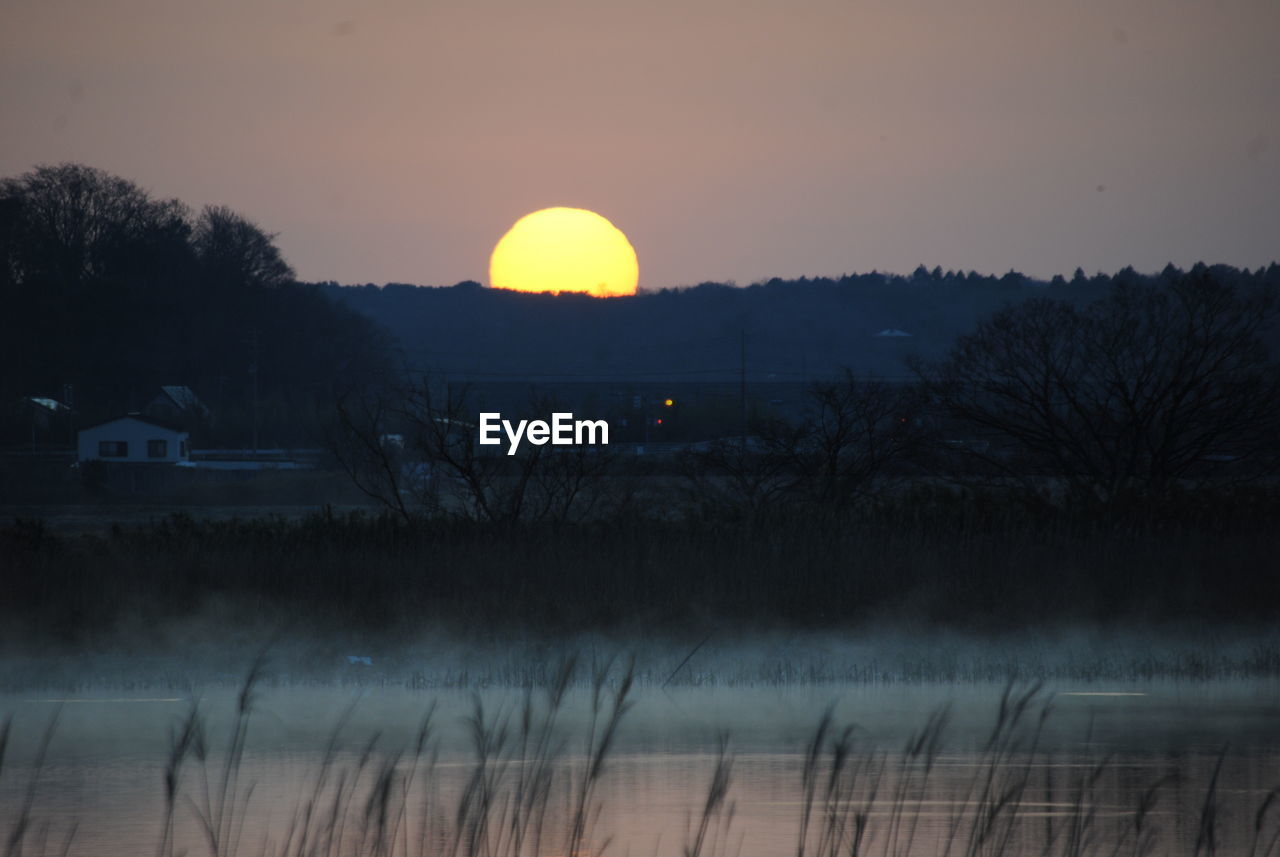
[3,487,1279,650]
[5,669,1280,857]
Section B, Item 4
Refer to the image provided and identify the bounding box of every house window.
[99,440,128,457]
[180,439,189,457]
[148,439,168,458]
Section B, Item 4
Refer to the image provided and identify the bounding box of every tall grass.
[4,669,1280,857]
[3,487,1280,647]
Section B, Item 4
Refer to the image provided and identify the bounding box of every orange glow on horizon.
[489,207,639,298]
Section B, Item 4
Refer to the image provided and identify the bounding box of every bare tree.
[680,424,807,516]
[0,162,189,286]
[328,377,623,524]
[522,419,627,523]
[789,372,926,505]
[192,205,294,289]
[329,386,416,522]
[913,271,1280,503]
[682,372,925,512]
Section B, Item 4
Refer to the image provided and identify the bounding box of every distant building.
[875,329,913,337]
[77,415,190,464]
[20,396,72,430]
[13,395,76,450]
[145,385,209,422]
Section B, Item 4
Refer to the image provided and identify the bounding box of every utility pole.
[740,329,747,447]
[249,329,260,457]
[641,389,650,445]
[63,383,75,450]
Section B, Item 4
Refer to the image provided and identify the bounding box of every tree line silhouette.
[3,163,1279,637]
[333,273,1280,525]
[3,162,1278,520]
[319,262,1280,382]
[0,163,390,447]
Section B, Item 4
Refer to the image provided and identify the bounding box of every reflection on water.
[2,680,1280,857]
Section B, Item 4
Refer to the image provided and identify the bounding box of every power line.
[404,368,742,379]
[384,366,917,381]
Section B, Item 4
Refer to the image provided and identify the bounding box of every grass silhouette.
[4,668,1280,857]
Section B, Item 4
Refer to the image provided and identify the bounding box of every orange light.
[664,398,674,407]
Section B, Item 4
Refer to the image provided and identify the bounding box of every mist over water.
[5,623,1280,692]
[3,636,1280,857]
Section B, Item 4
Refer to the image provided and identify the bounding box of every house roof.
[79,413,188,433]
[23,396,71,412]
[157,385,209,414]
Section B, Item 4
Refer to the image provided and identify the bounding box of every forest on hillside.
[319,264,1280,382]
[5,162,1280,458]
[0,164,391,448]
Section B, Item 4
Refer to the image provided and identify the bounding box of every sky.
[2,0,1278,289]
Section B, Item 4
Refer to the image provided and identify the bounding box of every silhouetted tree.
[789,372,926,504]
[683,373,926,513]
[329,378,623,524]
[914,271,1280,504]
[681,428,805,516]
[0,162,392,448]
[192,205,294,290]
[0,163,189,288]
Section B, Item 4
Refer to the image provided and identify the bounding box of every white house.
[77,415,190,464]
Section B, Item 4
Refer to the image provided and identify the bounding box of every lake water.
[3,680,1279,857]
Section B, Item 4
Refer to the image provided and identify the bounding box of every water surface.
[3,680,1279,857]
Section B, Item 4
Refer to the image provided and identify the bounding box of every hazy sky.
[3,0,1277,289]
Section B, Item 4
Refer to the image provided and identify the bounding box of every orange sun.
[489,207,639,297]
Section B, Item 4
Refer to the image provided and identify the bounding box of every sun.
[489,207,639,298]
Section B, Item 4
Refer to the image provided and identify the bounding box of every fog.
[4,637,1280,857]
[5,619,1278,697]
